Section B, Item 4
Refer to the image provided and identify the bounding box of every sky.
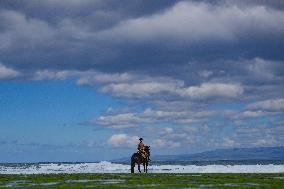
[0,0,284,162]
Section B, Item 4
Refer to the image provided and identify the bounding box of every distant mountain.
[112,147,284,163]
[153,147,284,161]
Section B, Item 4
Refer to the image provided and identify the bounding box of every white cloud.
[153,139,166,147]
[241,110,266,118]
[0,10,55,51]
[77,72,133,85]
[226,124,282,147]
[143,108,187,119]
[223,137,237,147]
[176,118,197,125]
[163,127,174,134]
[98,113,136,123]
[100,80,181,97]
[179,83,244,98]
[89,107,216,129]
[100,1,284,43]
[152,139,181,148]
[107,134,138,147]
[32,69,134,86]
[4,66,245,100]
[0,64,20,79]
[247,58,277,80]
[99,75,243,99]
[151,100,193,112]
[91,112,140,128]
[107,134,128,146]
[225,109,281,120]
[199,70,214,78]
[247,98,284,111]
[94,73,132,83]
[33,70,77,80]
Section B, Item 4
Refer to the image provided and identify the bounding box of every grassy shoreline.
[1,173,284,188]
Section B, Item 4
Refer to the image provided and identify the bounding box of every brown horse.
[131,146,150,173]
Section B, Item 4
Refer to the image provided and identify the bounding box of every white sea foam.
[0,161,283,174]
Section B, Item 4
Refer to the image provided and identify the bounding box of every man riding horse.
[137,138,150,161]
[131,138,151,173]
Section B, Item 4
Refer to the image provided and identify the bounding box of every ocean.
[1,160,284,174]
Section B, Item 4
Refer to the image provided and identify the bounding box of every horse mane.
[144,146,150,157]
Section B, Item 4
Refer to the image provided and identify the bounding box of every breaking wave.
[1,161,284,174]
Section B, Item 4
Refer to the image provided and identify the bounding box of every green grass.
[0,173,284,188]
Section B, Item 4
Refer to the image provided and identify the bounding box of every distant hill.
[153,147,284,161]
[112,147,284,163]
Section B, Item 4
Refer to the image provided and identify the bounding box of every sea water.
[0,160,284,174]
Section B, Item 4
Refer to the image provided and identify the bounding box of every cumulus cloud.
[107,132,181,149]
[107,134,128,145]
[141,124,217,151]
[247,99,284,111]
[32,69,133,85]
[225,124,283,147]
[179,83,244,98]
[199,70,214,78]
[224,109,281,120]
[91,113,140,129]
[245,58,283,82]
[98,75,244,99]
[143,108,187,120]
[152,139,181,148]
[241,110,266,118]
[32,70,77,80]
[100,80,180,97]
[1,1,284,72]
[0,64,20,79]
[0,10,55,51]
[101,1,284,43]
[78,72,132,84]
[107,134,138,147]
[89,107,216,129]
[1,66,245,100]
[161,127,174,134]
[221,0,284,10]
[97,76,184,98]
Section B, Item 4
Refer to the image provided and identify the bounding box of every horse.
[131,146,150,173]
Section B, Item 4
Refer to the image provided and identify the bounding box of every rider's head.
[139,138,143,142]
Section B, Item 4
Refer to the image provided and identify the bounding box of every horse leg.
[146,162,148,173]
[143,162,146,172]
[131,161,135,173]
[138,163,141,173]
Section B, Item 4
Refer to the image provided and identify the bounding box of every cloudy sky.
[0,0,284,162]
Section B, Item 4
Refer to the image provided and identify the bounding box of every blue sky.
[0,0,284,162]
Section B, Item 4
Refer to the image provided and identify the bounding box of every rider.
[137,138,148,160]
